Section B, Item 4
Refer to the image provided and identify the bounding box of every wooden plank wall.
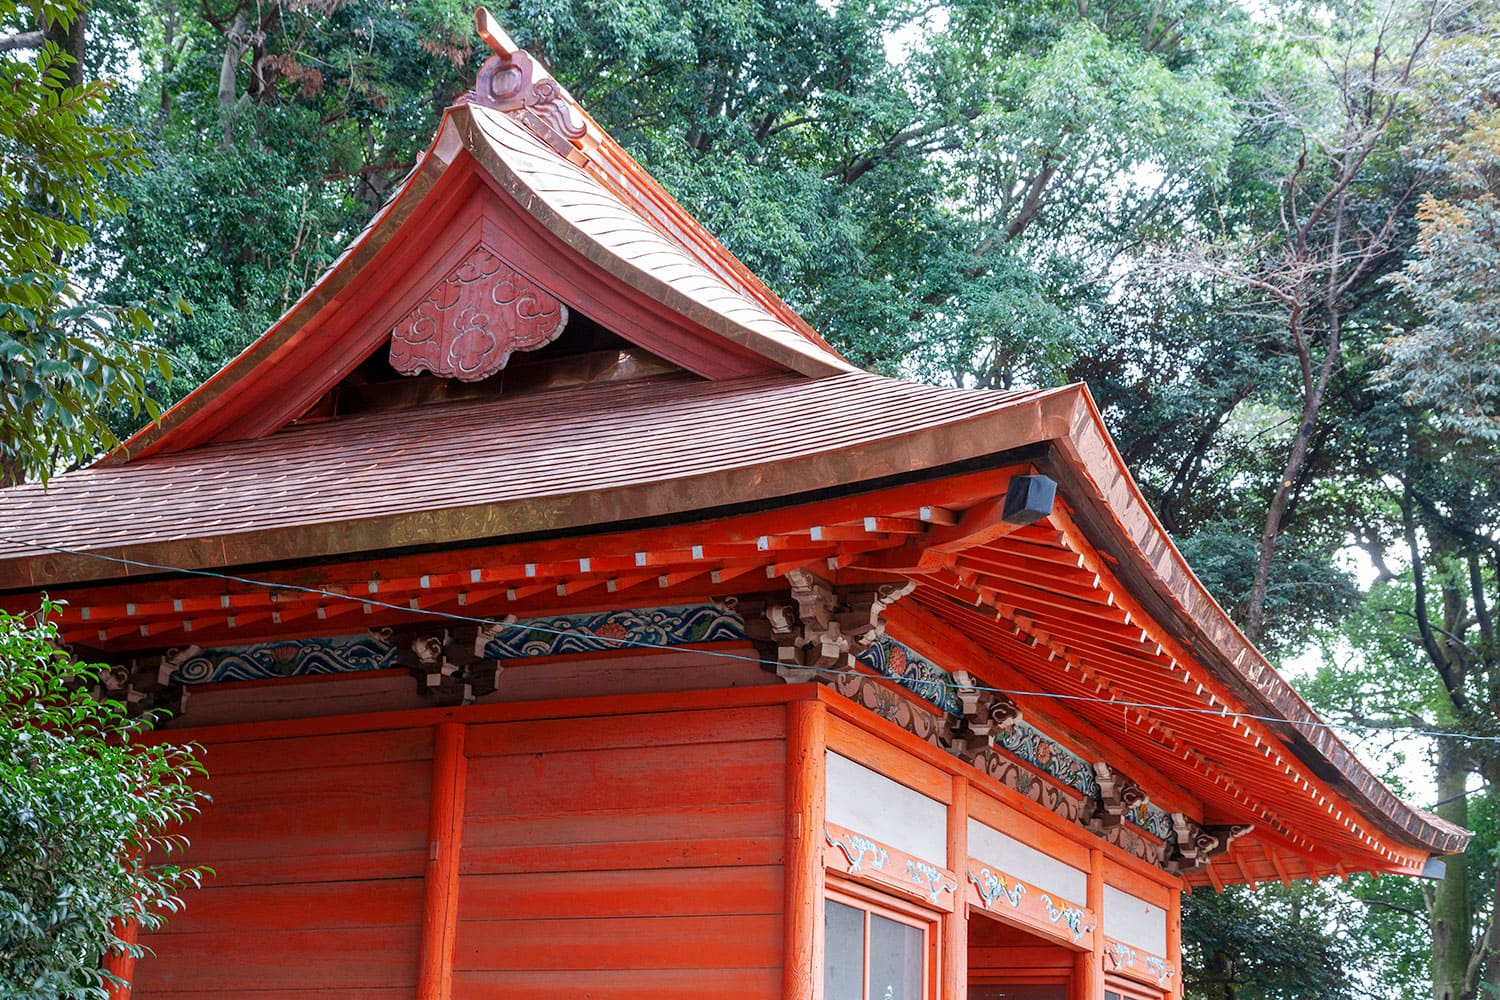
[129,698,788,999]
[130,727,434,998]
[453,704,787,997]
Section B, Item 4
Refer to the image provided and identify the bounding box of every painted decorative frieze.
[825,823,958,912]
[821,669,945,746]
[855,636,962,716]
[968,866,1027,910]
[388,246,568,382]
[826,828,889,874]
[113,602,753,713]
[479,602,747,659]
[905,859,957,904]
[965,863,1100,948]
[997,721,1102,799]
[1106,939,1176,989]
[170,635,397,684]
[1039,894,1095,943]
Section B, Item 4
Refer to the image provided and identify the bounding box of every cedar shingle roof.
[0,372,1057,583]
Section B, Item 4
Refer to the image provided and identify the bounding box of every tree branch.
[0,30,45,54]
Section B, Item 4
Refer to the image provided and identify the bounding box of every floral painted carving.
[823,670,944,746]
[826,828,888,873]
[855,637,961,714]
[1146,956,1174,987]
[904,859,956,903]
[1040,894,1094,942]
[968,867,1026,910]
[389,246,567,382]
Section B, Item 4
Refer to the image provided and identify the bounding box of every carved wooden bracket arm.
[390,624,504,707]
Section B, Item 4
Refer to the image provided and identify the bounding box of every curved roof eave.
[1043,386,1469,860]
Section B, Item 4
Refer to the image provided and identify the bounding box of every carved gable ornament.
[388,246,568,382]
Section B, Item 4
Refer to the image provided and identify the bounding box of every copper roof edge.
[451,104,853,379]
[1046,384,1470,859]
[0,378,1077,592]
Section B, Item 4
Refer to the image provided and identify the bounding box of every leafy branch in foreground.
[0,603,208,999]
[0,275,174,486]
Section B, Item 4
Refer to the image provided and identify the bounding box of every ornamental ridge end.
[472,7,599,165]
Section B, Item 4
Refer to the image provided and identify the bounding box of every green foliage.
[47,0,1500,995]
[1182,883,1359,1000]
[0,1,142,278]
[0,603,208,999]
[0,275,171,484]
[1382,22,1500,443]
[0,0,172,484]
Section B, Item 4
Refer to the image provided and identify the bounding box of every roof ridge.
[468,8,843,359]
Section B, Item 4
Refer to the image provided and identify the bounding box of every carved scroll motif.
[1166,814,1254,874]
[389,625,504,706]
[389,247,567,382]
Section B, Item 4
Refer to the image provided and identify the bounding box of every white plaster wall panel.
[1102,884,1168,955]
[825,751,948,865]
[966,818,1087,902]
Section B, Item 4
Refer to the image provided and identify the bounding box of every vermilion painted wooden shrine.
[0,13,1469,999]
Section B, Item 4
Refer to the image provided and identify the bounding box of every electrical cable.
[4,533,1496,746]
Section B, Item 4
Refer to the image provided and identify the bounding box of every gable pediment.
[111,94,850,462]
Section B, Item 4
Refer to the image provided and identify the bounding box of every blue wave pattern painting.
[854,637,963,715]
[172,635,397,684]
[481,603,747,659]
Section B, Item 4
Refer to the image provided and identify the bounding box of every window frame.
[824,875,942,1000]
[1105,975,1168,1000]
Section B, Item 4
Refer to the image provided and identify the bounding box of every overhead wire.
[2,533,1495,746]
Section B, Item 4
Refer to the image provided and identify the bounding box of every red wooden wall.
[453,705,786,996]
[130,697,787,999]
[131,728,434,997]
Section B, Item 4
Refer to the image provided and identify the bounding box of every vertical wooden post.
[102,918,138,999]
[1073,847,1105,1000]
[1167,887,1183,1000]
[418,722,467,1000]
[942,775,969,1000]
[785,698,828,1000]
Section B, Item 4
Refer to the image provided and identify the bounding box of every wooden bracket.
[393,625,504,706]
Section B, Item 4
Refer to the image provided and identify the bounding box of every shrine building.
[0,13,1468,1000]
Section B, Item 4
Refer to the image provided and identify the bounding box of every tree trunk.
[218,9,248,150]
[1431,740,1471,1000]
[42,5,85,88]
[1243,367,1322,643]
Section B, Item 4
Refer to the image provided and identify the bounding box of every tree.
[46,0,1500,993]
[0,603,207,998]
[0,0,171,484]
[1182,882,1359,1000]
[1167,0,1444,645]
